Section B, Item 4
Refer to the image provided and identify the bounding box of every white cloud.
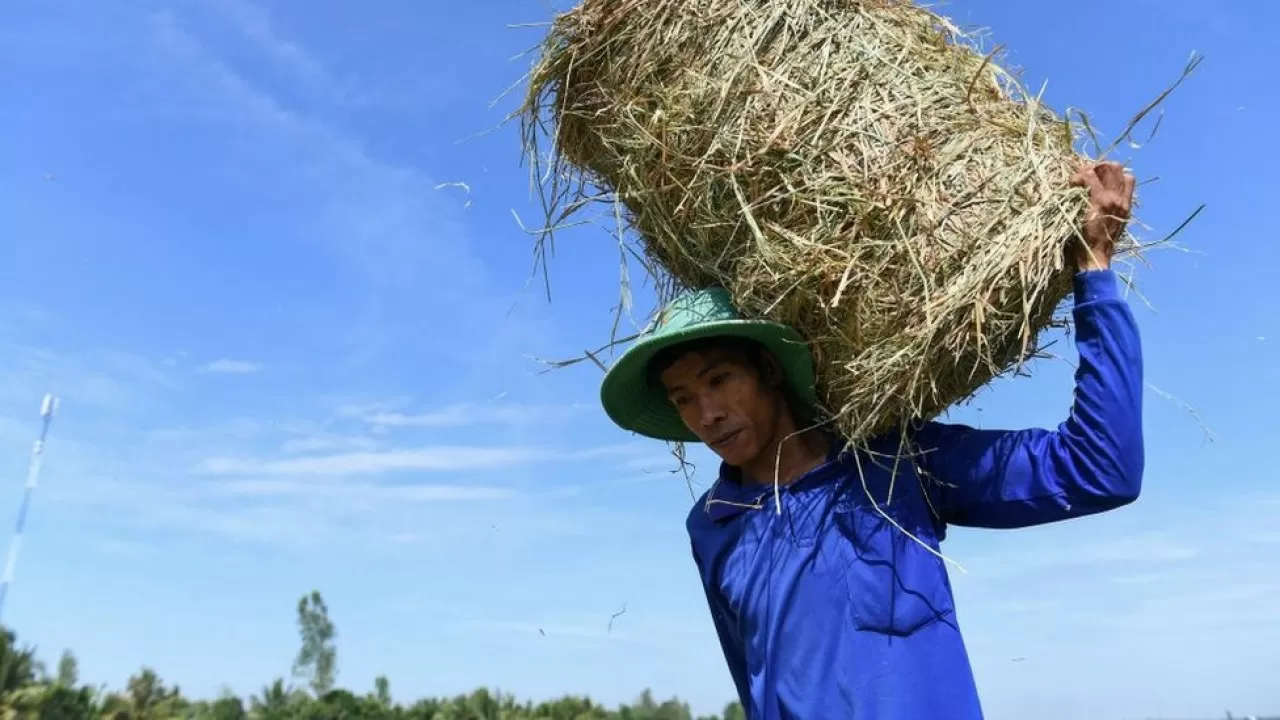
[47,467,526,549]
[0,343,645,550]
[962,530,1200,581]
[103,351,182,390]
[149,8,479,288]
[198,446,536,475]
[1247,531,1280,545]
[199,359,261,374]
[1109,573,1165,585]
[0,343,178,413]
[208,478,514,502]
[362,402,588,429]
[195,443,641,477]
[204,0,435,110]
[279,432,379,455]
[207,0,335,96]
[49,468,595,551]
[0,13,597,554]
[147,6,528,379]
[1077,532,1200,564]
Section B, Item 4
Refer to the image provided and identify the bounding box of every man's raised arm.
[911,268,1144,529]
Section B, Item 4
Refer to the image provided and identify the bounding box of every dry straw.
[517,0,1197,443]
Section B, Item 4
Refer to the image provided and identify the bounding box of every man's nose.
[698,400,726,428]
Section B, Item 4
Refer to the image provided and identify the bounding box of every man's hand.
[1069,161,1136,272]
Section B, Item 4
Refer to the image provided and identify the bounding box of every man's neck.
[740,427,832,487]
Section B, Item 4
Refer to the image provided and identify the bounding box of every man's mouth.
[710,429,741,448]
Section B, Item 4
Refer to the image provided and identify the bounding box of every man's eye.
[709,372,731,386]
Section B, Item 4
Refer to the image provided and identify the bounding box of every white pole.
[0,394,58,621]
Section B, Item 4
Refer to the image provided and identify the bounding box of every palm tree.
[0,627,38,702]
[101,667,183,720]
[249,677,300,720]
[3,682,99,719]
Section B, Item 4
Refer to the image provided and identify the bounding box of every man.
[598,161,1142,719]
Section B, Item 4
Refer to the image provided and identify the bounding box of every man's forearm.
[1061,267,1145,498]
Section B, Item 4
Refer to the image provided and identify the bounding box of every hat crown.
[599,286,817,442]
[648,287,740,336]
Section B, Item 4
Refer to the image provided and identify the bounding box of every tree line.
[0,590,745,720]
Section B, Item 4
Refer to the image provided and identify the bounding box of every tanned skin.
[1071,160,1135,271]
[658,161,1134,481]
[658,346,830,487]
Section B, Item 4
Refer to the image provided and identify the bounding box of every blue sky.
[0,0,1276,718]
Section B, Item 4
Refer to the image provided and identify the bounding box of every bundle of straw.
[519,0,1147,441]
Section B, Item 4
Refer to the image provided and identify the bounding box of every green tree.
[249,677,301,720]
[291,591,337,697]
[297,688,370,720]
[101,667,184,720]
[55,649,78,687]
[0,626,38,697]
[208,690,248,720]
[6,681,99,718]
[0,607,763,720]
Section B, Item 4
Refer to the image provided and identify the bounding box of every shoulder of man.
[684,487,719,535]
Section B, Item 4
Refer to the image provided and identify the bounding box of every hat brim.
[599,318,818,442]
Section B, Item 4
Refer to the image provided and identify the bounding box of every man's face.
[658,345,785,467]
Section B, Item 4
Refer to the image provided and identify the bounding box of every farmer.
[597,161,1141,719]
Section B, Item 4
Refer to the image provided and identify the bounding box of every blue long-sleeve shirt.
[686,269,1143,719]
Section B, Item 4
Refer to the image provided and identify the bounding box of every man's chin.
[706,447,735,464]
[706,438,753,467]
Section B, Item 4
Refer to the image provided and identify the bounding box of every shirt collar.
[701,439,851,522]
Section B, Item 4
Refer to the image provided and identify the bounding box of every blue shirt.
[686,269,1144,719]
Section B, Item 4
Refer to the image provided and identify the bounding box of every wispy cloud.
[1075,532,1200,564]
[0,353,553,550]
[0,342,641,550]
[206,478,515,502]
[279,432,379,455]
[198,446,544,475]
[1060,578,1280,636]
[359,402,588,429]
[965,530,1200,580]
[206,0,336,97]
[204,0,438,110]
[48,466,529,550]
[1245,530,1280,546]
[0,343,177,413]
[53,468,602,551]
[198,359,262,374]
[195,443,641,477]
[147,5,525,378]
[1109,573,1166,585]
[0,8,600,556]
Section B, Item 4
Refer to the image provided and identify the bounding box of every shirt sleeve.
[911,269,1145,529]
[692,542,753,711]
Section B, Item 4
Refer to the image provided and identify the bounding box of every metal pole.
[0,394,58,621]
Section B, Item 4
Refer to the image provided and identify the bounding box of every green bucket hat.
[599,287,818,442]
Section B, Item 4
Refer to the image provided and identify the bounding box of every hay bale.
[519,0,1138,441]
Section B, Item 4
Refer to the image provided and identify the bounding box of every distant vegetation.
[0,590,1268,719]
[0,590,745,719]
